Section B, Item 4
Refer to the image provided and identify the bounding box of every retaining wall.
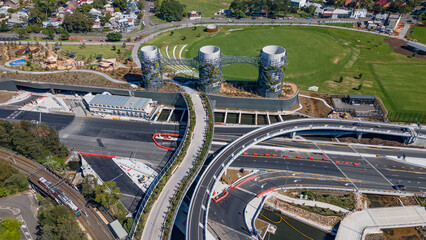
[207,92,299,111]
[0,79,186,107]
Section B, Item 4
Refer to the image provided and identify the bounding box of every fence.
[127,92,190,239]
[387,111,426,123]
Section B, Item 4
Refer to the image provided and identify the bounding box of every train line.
[0,148,115,240]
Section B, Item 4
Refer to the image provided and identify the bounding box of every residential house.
[89,8,101,17]
[332,9,351,19]
[7,11,28,27]
[291,0,307,8]
[3,0,19,9]
[92,17,101,30]
[0,6,11,15]
[188,10,201,20]
[42,18,63,28]
[386,13,401,31]
[351,9,366,19]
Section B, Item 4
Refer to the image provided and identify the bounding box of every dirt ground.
[220,168,251,185]
[219,82,261,98]
[382,227,426,240]
[298,95,333,118]
[254,219,270,237]
[338,136,416,147]
[366,226,426,240]
[265,198,342,228]
[384,38,426,60]
[0,90,16,103]
[365,194,401,208]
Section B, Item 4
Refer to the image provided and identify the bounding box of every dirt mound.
[384,38,426,60]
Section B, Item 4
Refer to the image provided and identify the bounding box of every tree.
[113,0,127,11]
[358,73,363,79]
[0,218,21,239]
[358,84,362,90]
[62,11,94,33]
[59,29,70,40]
[29,0,58,24]
[78,3,93,13]
[42,28,55,40]
[106,32,122,41]
[15,28,28,39]
[0,21,9,32]
[38,205,87,240]
[136,0,144,10]
[81,175,97,200]
[93,181,122,208]
[93,0,107,9]
[339,76,343,83]
[99,13,112,25]
[159,0,185,22]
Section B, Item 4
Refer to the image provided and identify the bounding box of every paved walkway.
[336,206,426,240]
[142,86,207,239]
[397,23,411,39]
[272,193,350,213]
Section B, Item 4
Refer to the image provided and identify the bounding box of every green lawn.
[58,45,131,61]
[369,63,426,112]
[145,25,426,113]
[406,26,426,44]
[177,0,232,17]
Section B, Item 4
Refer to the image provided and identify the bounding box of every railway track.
[0,148,115,240]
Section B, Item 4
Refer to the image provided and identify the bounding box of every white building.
[83,94,155,119]
[332,9,351,19]
[188,10,201,20]
[7,11,27,27]
[291,0,307,8]
[351,8,367,19]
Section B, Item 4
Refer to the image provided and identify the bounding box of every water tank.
[258,45,288,98]
[198,45,223,93]
[140,45,162,90]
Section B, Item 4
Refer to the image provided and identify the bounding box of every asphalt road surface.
[188,118,424,240]
[0,107,184,169]
[0,193,38,240]
[83,155,143,213]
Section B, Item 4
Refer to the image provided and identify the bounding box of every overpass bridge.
[187,118,423,240]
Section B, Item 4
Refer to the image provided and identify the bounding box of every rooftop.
[407,42,426,52]
[89,94,152,109]
[348,94,376,100]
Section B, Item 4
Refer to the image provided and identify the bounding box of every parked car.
[401,127,409,132]
[393,185,406,190]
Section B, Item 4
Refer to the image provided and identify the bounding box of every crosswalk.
[6,110,23,119]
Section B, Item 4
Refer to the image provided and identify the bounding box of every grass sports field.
[157,0,232,17]
[406,26,426,44]
[146,25,426,114]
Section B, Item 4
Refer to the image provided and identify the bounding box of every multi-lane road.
[187,118,425,240]
[0,108,183,170]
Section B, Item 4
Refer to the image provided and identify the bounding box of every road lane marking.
[259,175,362,183]
[386,168,426,175]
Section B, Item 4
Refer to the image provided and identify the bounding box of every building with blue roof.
[84,94,154,118]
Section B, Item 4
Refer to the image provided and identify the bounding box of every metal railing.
[127,92,191,239]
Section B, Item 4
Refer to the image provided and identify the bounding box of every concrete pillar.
[238,112,242,124]
[223,111,228,124]
[291,132,296,139]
